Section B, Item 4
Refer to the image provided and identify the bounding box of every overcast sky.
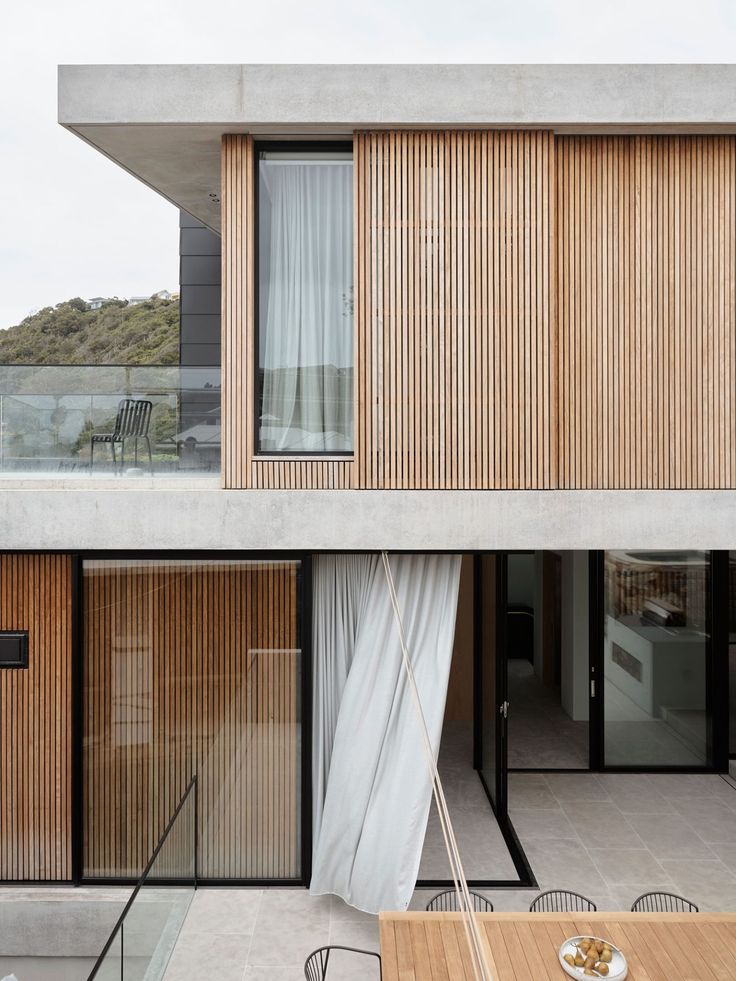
[2,0,735,329]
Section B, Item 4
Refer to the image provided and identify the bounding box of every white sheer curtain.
[310,553,462,914]
[259,159,353,452]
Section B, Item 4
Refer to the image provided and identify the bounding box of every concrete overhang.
[58,63,736,232]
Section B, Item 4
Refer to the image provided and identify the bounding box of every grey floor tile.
[509,807,578,839]
[163,932,251,981]
[521,839,607,894]
[672,797,736,843]
[560,800,645,849]
[647,774,732,799]
[330,895,378,924]
[180,887,262,936]
[328,917,380,952]
[625,812,716,860]
[712,842,736,874]
[244,969,305,980]
[508,774,559,809]
[596,774,676,814]
[247,914,329,968]
[588,848,672,887]
[659,858,736,894]
[545,773,610,802]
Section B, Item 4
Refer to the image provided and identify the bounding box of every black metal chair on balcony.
[90,398,154,475]
[631,891,699,913]
[304,946,382,980]
[426,890,494,913]
[529,890,597,913]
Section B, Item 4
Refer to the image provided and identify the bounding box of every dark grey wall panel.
[181,315,221,345]
[180,285,221,316]
[180,227,221,256]
[180,343,221,366]
[180,210,208,228]
[180,255,221,285]
[179,211,221,452]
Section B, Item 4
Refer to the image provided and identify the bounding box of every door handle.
[590,680,596,697]
[499,701,509,719]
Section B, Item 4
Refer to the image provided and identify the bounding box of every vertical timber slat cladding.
[83,560,300,880]
[557,135,736,488]
[222,131,736,489]
[0,554,73,881]
[221,134,255,489]
[354,130,555,489]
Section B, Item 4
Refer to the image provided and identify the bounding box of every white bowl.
[558,935,628,980]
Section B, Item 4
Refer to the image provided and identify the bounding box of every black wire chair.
[304,945,382,980]
[426,890,494,913]
[631,891,699,913]
[90,398,154,474]
[529,890,597,913]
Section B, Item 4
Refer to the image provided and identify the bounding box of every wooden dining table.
[379,910,736,980]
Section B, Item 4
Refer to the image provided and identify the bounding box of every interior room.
[418,555,518,883]
[506,551,589,770]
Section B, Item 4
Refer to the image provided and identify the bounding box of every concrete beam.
[57,63,736,229]
[3,486,736,551]
[59,64,736,130]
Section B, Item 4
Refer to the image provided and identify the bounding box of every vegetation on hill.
[0,297,179,364]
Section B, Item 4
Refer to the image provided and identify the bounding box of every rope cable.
[381,552,495,981]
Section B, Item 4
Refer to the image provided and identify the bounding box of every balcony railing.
[0,365,220,477]
[88,776,197,980]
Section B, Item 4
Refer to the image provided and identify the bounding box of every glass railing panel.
[0,365,220,476]
[89,929,122,981]
[120,787,196,980]
[88,776,197,981]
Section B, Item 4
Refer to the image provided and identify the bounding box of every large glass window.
[83,559,302,880]
[603,550,710,767]
[729,552,736,758]
[257,147,354,454]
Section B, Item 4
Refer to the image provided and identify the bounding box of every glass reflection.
[603,550,709,766]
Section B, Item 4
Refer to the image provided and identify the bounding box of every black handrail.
[87,775,198,981]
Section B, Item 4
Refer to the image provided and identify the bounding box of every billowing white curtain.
[310,553,462,914]
[259,160,353,452]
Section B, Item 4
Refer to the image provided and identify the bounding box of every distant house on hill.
[86,296,110,310]
[128,289,173,306]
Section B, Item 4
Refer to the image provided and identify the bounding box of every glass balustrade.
[0,365,220,477]
[88,776,197,981]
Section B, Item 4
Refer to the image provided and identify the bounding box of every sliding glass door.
[478,554,508,815]
[599,550,712,768]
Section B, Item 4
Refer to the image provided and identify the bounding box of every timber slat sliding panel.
[0,554,72,881]
[84,560,300,880]
[355,130,555,489]
[558,135,736,488]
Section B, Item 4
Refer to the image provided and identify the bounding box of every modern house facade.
[1,66,735,903]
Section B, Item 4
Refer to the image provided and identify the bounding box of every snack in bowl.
[558,935,627,980]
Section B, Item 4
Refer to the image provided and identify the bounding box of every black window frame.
[254,139,355,459]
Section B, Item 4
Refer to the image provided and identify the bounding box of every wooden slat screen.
[223,131,736,490]
[221,134,255,490]
[0,554,72,881]
[355,130,555,489]
[83,559,300,880]
[557,135,736,488]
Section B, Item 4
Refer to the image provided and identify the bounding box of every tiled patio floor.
[163,772,736,980]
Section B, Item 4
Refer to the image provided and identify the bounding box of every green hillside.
[0,296,180,365]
